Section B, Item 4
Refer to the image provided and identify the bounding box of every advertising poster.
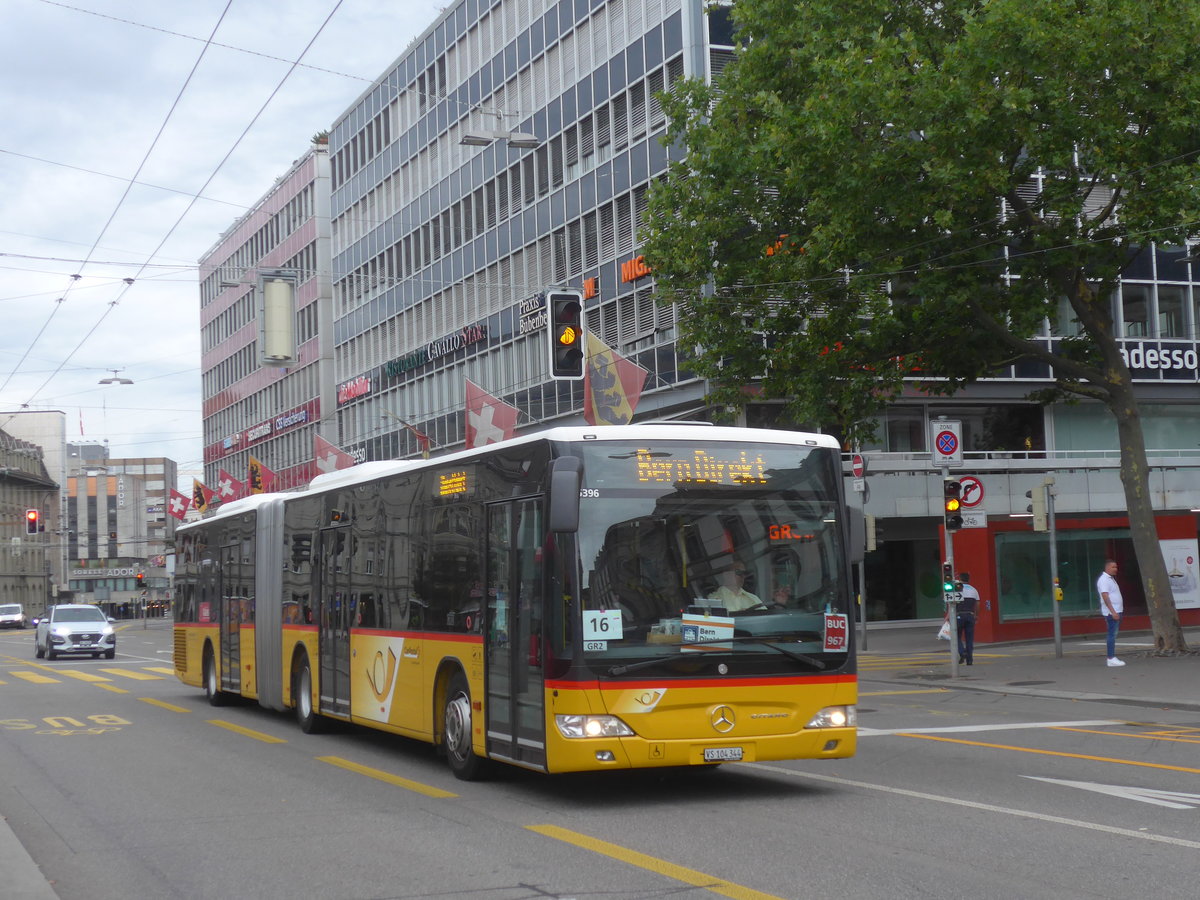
[1159,539,1200,609]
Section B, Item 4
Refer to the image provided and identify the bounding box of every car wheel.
[293,655,325,734]
[444,671,488,780]
[35,641,44,659]
[104,649,115,660]
[203,649,227,707]
[93,652,101,659]
[46,647,57,660]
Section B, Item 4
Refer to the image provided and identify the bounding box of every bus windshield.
[570,438,850,675]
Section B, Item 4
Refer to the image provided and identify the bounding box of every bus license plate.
[703,747,743,762]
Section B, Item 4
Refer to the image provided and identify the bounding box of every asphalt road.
[1,622,1198,900]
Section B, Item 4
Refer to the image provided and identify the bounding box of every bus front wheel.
[444,672,487,781]
[293,656,325,734]
[203,649,227,706]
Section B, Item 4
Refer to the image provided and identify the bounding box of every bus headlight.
[805,706,856,729]
[555,714,635,738]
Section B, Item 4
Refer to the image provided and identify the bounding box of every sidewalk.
[858,622,1200,712]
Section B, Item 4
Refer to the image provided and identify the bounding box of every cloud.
[1,0,432,481]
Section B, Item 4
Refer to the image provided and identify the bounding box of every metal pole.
[943,465,959,678]
[857,560,868,651]
[1046,478,1061,658]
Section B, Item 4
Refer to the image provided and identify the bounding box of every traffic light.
[1025,487,1048,532]
[943,479,963,532]
[25,508,39,534]
[547,290,585,379]
[135,573,145,588]
[942,562,955,593]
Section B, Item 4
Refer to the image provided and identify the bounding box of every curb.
[861,675,1200,713]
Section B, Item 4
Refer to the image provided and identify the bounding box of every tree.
[643,0,1200,652]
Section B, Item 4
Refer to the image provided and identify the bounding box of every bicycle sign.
[930,419,963,467]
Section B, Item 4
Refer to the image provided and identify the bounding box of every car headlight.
[101,626,114,636]
[805,705,857,729]
[555,714,635,738]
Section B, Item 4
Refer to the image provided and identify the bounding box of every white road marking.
[858,719,1121,737]
[746,764,1200,850]
[1024,776,1200,810]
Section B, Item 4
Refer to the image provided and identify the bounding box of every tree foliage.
[643,0,1200,650]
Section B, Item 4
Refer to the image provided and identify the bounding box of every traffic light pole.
[942,466,960,679]
[1046,479,1062,659]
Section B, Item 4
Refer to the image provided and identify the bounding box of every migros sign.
[620,255,651,283]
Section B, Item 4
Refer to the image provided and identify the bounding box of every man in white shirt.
[1096,559,1125,667]
[710,558,764,612]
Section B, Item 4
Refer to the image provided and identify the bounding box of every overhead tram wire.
[3,1,348,433]
[0,0,237,416]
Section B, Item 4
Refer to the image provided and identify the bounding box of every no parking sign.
[930,419,963,468]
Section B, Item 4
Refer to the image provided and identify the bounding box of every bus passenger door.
[485,499,547,770]
[218,544,241,694]
[317,526,352,718]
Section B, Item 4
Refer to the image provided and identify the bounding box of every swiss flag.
[464,378,519,449]
[314,435,356,473]
[217,468,245,502]
[167,489,192,521]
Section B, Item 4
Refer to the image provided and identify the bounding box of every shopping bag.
[936,620,951,641]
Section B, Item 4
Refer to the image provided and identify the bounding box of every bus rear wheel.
[293,656,325,734]
[203,648,227,706]
[444,672,487,781]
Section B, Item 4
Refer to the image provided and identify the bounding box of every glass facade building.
[326,0,724,460]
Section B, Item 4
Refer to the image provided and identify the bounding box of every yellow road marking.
[140,697,189,713]
[899,733,1200,774]
[207,720,287,743]
[528,824,788,900]
[99,668,162,681]
[12,671,59,684]
[59,670,112,682]
[317,756,457,798]
[97,684,129,694]
[1051,726,1200,745]
[146,667,176,675]
[860,689,949,696]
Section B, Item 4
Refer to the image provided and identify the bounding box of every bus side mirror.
[548,456,582,533]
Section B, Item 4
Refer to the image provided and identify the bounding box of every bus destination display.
[635,447,769,486]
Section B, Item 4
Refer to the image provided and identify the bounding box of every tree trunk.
[1110,382,1188,653]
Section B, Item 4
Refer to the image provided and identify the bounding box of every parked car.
[35,604,117,660]
[0,604,27,628]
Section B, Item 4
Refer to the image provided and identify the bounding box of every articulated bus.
[173,425,858,778]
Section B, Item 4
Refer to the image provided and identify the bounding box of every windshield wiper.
[607,635,829,676]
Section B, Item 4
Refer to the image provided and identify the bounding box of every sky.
[0,0,437,485]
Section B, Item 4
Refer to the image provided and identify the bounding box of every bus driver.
[710,558,765,612]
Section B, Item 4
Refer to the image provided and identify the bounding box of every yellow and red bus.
[173,425,857,778]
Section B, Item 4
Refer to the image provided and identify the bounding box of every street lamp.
[98,369,133,385]
[460,108,540,149]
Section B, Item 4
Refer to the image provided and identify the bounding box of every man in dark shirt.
[956,572,981,665]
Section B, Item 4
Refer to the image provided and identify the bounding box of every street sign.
[930,419,963,467]
[852,454,866,478]
[959,475,984,507]
[961,510,987,529]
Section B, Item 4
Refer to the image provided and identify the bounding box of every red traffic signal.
[25,508,40,534]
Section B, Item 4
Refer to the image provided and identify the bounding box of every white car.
[0,604,26,629]
[35,604,117,660]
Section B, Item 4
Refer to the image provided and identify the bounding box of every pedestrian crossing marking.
[12,671,60,684]
[59,670,112,682]
[146,667,176,675]
[99,668,162,681]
